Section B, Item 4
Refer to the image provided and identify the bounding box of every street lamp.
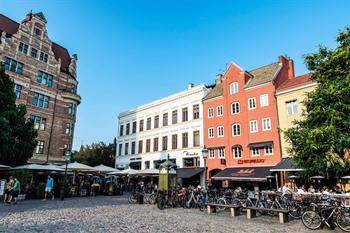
[60,151,71,201]
[201,146,208,189]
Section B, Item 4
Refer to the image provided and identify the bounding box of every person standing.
[9,177,20,204]
[44,175,54,200]
[4,176,14,204]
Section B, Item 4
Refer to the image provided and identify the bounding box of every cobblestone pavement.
[0,196,339,233]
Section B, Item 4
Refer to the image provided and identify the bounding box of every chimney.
[188,83,194,89]
[278,55,295,79]
[215,74,223,84]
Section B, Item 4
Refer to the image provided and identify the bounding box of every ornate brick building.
[0,12,81,164]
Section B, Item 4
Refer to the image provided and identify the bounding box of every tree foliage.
[72,142,115,167]
[285,27,350,178]
[0,66,37,166]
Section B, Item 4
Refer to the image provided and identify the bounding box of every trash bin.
[137,193,144,204]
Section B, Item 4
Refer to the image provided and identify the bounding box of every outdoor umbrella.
[0,164,11,170]
[93,164,120,173]
[61,162,95,171]
[108,168,138,176]
[12,164,64,171]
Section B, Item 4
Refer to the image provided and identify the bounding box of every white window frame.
[218,148,225,158]
[249,120,258,133]
[265,145,273,155]
[208,108,214,118]
[208,127,214,138]
[230,82,238,94]
[286,100,298,116]
[217,105,223,116]
[231,102,240,115]
[248,97,256,110]
[232,123,241,136]
[233,146,242,159]
[262,117,271,131]
[251,148,260,157]
[217,126,224,137]
[260,94,269,107]
[208,149,215,159]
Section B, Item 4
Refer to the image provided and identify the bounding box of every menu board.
[0,180,5,195]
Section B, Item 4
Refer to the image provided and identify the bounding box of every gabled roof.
[0,13,71,75]
[245,62,281,88]
[277,73,315,92]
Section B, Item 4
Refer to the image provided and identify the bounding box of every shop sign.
[183,151,198,156]
[231,169,255,177]
[237,159,265,164]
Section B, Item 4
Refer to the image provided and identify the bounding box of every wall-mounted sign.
[183,151,199,156]
[237,159,265,164]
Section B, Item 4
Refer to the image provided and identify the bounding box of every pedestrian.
[44,175,54,200]
[4,176,14,204]
[9,177,20,204]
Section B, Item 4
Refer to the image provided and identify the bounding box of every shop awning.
[248,141,273,148]
[270,158,304,172]
[177,167,204,178]
[211,166,273,181]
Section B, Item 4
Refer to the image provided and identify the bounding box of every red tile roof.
[277,73,315,92]
[0,13,71,75]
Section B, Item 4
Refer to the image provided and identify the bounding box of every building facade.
[0,12,81,163]
[203,56,295,181]
[276,73,316,157]
[115,84,209,186]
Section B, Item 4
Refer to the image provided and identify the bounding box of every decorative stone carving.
[69,54,78,78]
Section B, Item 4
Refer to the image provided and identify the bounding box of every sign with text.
[237,159,265,164]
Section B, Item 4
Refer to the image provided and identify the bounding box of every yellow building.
[276,74,317,157]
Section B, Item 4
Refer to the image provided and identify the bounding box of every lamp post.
[201,146,208,189]
[60,151,71,201]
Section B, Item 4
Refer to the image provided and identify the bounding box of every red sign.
[232,168,255,177]
[237,159,265,164]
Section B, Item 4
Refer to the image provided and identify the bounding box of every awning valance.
[212,166,273,182]
[177,167,204,178]
[270,158,304,172]
[248,141,273,148]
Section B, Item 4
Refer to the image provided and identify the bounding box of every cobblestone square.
[0,196,336,233]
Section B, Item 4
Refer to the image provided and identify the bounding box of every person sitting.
[282,183,291,194]
[308,185,315,193]
[297,186,306,194]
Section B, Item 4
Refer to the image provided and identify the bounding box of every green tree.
[285,27,350,178]
[72,142,115,167]
[0,66,37,166]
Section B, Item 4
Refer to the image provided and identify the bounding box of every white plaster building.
[115,84,210,186]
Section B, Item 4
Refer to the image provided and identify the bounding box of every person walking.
[8,177,20,204]
[4,176,14,204]
[44,175,54,200]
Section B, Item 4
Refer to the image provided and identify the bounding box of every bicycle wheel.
[302,211,322,230]
[267,202,278,216]
[217,198,227,211]
[128,193,137,204]
[289,203,303,219]
[336,211,350,232]
[157,196,165,210]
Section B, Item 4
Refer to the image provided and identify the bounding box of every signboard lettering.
[237,159,265,164]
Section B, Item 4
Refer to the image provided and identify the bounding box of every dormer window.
[34,27,41,36]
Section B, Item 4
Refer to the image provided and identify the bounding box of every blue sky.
[1,0,349,150]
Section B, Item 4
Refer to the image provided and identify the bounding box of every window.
[146,139,151,153]
[126,123,130,135]
[153,138,159,152]
[162,136,168,151]
[30,48,38,58]
[15,84,22,99]
[132,121,137,134]
[172,134,177,149]
[70,84,76,94]
[286,100,298,116]
[39,52,48,63]
[172,110,177,124]
[32,92,49,108]
[251,148,260,156]
[131,142,136,154]
[36,71,53,88]
[193,130,200,147]
[232,124,241,136]
[262,118,271,131]
[68,103,77,115]
[208,108,214,118]
[119,125,124,136]
[34,27,41,36]
[154,115,159,128]
[208,127,214,138]
[138,140,143,154]
[139,119,144,132]
[146,117,151,130]
[163,113,168,126]
[182,107,188,122]
[260,94,269,107]
[30,115,46,131]
[65,123,74,136]
[249,120,258,133]
[218,148,225,158]
[125,143,129,155]
[230,82,238,94]
[145,161,150,169]
[208,149,215,158]
[265,145,273,155]
[18,42,28,54]
[3,57,24,74]
[231,102,240,114]
[183,157,200,168]
[248,97,256,110]
[193,104,200,119]
[217,126,224,137]
[233,146,242,159]
[182,133,188,148]
[36,141,44,154]
[217,106,223,116]
[118,144,122,156]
